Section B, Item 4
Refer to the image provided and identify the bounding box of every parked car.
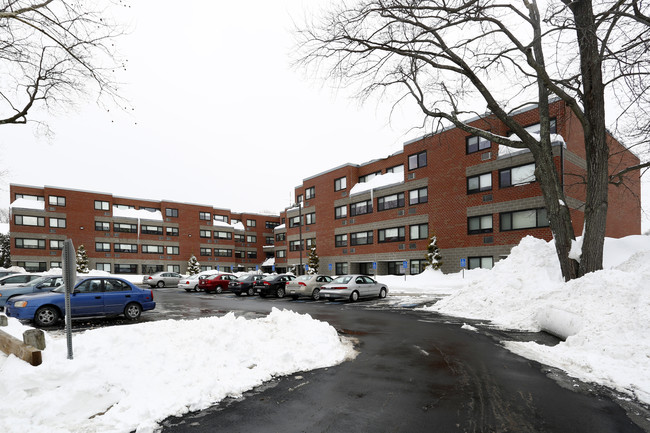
[0,275,63,309]
[319,275,388,302]
[229,274,265,296]
[178,272,216,292]
[0,270,19,278]
[255,274,296,298]
[199,274,238,293]
[5,276,155,327]
[285,274,333,300]
[0,273,42,287]
[143,272,183,288]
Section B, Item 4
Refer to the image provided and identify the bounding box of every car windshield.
[25,276,52,286]
[263,275,279,282]
[332,276,353,284]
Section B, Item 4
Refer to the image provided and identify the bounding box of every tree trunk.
[568,0,609,276]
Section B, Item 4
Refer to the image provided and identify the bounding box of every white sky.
[0,0,647,230]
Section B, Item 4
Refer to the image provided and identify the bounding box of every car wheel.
[34,306,59,327]
[379,288,387,299]
[156,281,165,288]
[247,287,254,296]
[193,285,199,292]
[216,286,223,294]
[124,302,142,320]
[312,289,320,301]
[349,291,359,302]
[277,287,285,298]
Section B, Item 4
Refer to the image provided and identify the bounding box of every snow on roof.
[498,133,566,158]
[112,206,163,221]
[9,198,45,211]
[232,221,245,232]
[349,172,404,196]
[274,224,286,231]
[212,220,246,231]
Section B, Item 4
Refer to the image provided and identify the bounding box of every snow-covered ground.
[0,234,649,432]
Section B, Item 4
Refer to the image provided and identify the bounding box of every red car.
[199,274,238,293]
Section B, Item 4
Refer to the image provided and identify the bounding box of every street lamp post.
[297,201,303,276]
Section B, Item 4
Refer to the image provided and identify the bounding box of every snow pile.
[349,172,403,196]
[375,267,488,295]
[0,309,355,433]
[423,234,650,404]
[112,206,163,221]
[9,198,45,210]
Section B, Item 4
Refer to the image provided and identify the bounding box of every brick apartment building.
[7,100,642,276]
[273,99,641,275]
[8,185,280,274]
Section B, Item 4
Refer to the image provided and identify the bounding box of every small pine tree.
[307,245,319,274]
[187,254,201,275]
[426,234,443,271]
[0,233,11,268]
[76,244,90,273]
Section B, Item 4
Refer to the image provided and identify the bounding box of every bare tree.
[297,0,648,281]
[0,0,127,128]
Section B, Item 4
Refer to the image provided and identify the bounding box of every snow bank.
[112,207,163,221]
[422,234,650,404]
[9,198,45,210]
[375,267,488,295]
[349,172,403,196]
[0,309,355,433]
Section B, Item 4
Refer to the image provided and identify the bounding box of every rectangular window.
[377,192,405,211]
[350,200,372,216]
[386,164,404,174]
[142,245,164,254]
[94,200,110,211]
[265,221,279,229]
[49,218,67,229]
[166,226,179,236]
[275,233,286,242]
[335,205,348,219]
[467,173,493,194]
[305,238,316,250]
[408,151,427,170]
[114,204,135,210]
[296,194,303,204]
[235,250,245,259]
[266,236,274,244]
[95,242,111,252]
[289,240,302,251]
[141,225,163,235]
[410,259,427,274]
[166,246,180,255]
[48,195,66,206]
[469,256,494,270]
[358,172,380,183]
[305,186,315,200]
[335,262,348,275]
[114,223,136,233]
[466,135,491,154]
[305,212,316,225]
[200,248,212,256]
[500,163,536,188]
[199,212,211,221]
[214,214,228,223]
[410,223,428,240]
[215,248,232,257]
[15,238,46,249]
[234,234,245,242]
[335,234,348,247]
[247,251,257,259]
[49,239,64,250]
[334,176,347,191]
[114,243,137,253]
[166,208,179,218]
[200,230,211,238]
[409,188,428,205]
[114,264,138,274]
[95,221,110,231]
[96,263,111,272]
[378,227,405,243]
[214,231,232,240]
[246,235,257,243]
[16,194,44,201]
[14,215,45,227]
[16,261,47,272]
[167,265,180,273]
[289,216,302,228]
[276,249,286,258]
[387,261,406,275]
[246,219,256,227]
[468,215,493,234]
[500,208,549,231]
[350,231,373,246]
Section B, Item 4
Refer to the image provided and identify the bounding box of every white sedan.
[179,273,216,292]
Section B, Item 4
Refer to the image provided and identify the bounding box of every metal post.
[298,202,303,276]
[62,239,76,360]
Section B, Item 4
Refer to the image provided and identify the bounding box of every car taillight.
[150,290,154,300]
[299,282,306,286]
[331,286,346,290]
[263,281,270,285]
[148,276,152,280]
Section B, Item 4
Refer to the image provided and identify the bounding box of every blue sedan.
[5,276,156,327]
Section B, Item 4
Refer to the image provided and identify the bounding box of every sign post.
[460,258,467,279]
[403,260,408,281]
[62,239,76,360]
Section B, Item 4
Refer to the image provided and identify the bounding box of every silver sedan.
[143,272,183,288]
[319,274,388,302]
[286,274,333,300]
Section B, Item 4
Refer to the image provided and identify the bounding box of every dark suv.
[254,274,296,298]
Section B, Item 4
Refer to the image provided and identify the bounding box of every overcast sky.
[0,0,647,231]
